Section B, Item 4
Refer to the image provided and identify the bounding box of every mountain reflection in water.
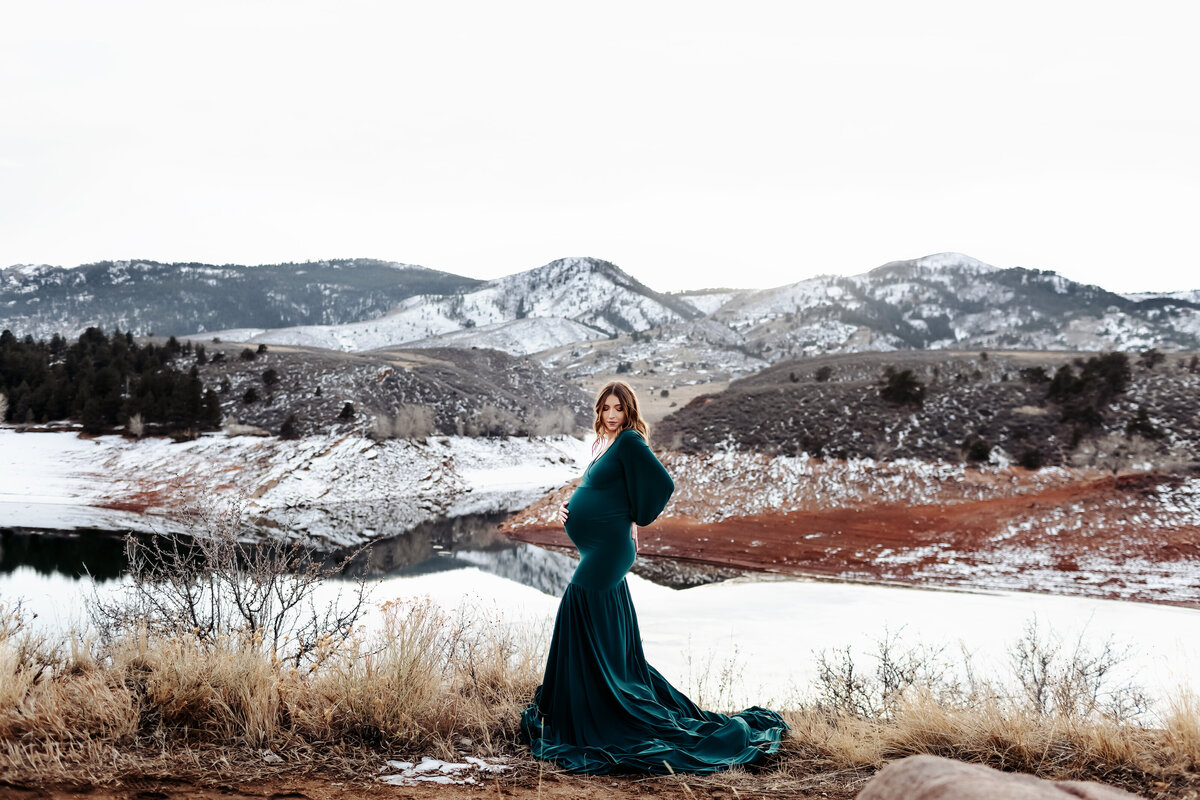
[1,512,579,598]
[339,511,578,597]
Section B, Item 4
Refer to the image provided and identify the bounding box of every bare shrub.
[1071,432,1160,486]
[529,405,576,437]
[680,639,747,713]
[462,403,519,437]
[813,620,1148,726]
[126,412,145,438]
[0,392,8,422]
[371,405,436,440]
[394,404,436,439]
[88,500,369,667]
[815,628,957,720]
[1009,618,1149,721]
[371,412,394,439]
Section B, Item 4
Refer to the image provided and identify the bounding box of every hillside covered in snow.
[199,257,702,354]
[0,258,476,342]
[0,428,591,548]
[5,251,1200,379]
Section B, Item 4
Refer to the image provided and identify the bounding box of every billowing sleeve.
[616,430,675,526]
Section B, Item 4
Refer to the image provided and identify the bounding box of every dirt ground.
[1,762,862,800]
[506,471,1200,607]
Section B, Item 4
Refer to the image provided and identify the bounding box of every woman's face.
[600,393,626,434]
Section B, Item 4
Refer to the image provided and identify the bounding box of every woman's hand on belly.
[558,501,569,527]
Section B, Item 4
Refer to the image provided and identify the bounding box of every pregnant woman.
[521,380,788,774]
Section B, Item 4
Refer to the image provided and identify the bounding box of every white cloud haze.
[1,0,1197,292]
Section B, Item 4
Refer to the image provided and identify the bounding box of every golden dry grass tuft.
[3,597,1199,798]
[0,596,545,784]
[1164,691,1200,769]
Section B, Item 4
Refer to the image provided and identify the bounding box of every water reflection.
[1,514,580,598]
[1,528,130,581]
[339,511,578,597]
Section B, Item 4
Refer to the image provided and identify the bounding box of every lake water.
[2,521,1198,714]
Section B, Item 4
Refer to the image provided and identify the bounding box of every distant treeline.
[0,327,221,434]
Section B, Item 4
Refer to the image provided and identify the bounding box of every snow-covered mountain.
[707,252,1200,361]
[201,257,701,354]
[6,252,1200,373]
[0,258,477,341]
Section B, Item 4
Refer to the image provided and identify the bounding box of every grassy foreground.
[2,598,1199,799]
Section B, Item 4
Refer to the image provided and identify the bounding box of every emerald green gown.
[521,429,788,774]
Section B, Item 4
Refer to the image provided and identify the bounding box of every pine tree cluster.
[0,327,222,435]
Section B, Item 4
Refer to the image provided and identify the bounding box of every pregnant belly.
[564,488,634,590]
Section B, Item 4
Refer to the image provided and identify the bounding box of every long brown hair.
[592,380,648,450]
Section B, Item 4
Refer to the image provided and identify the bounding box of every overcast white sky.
[2,1,1197,293]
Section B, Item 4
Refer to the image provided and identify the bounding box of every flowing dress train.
[521,429,788,774]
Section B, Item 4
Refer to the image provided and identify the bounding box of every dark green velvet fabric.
[521,429,788,774]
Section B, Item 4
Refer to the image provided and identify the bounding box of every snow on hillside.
[714,254,999,331]
[401,316,605,356]
[0,428,591,547]
[1,264,60,287]
[673,290,746,315]
[198,257,693,353]
[904,252,999,273]
[1124,289,1200,304]
[511,450,1089,530]
[537,317,771,383]
[714,275,857,328]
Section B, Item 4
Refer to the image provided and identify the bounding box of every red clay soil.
[505,473,1200,608]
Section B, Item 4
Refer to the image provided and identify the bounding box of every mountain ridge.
[3,253,1198,365]
[0,258,480,342]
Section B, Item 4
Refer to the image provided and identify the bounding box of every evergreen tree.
[0,328,227,434]
[879,367,925,407]
[201,388,222,428]
[280,413,300,439]
[81,397,105,434]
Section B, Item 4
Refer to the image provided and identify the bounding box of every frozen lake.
[3,528,1197,715]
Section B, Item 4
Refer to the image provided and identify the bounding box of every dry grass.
[1165,691,1200,769]
[0,597,544,787]
[2,597,1198,798]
